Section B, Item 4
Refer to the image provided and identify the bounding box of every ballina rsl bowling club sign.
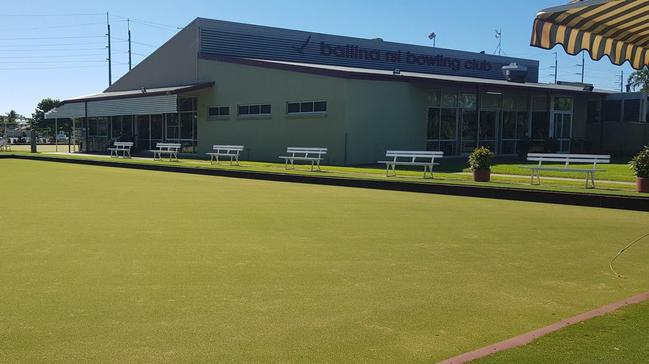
[318,41,492,73]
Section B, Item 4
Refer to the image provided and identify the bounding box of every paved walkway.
[460,172,634,186]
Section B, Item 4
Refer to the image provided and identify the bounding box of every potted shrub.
[629,146,649,193]
[469,146,495,182]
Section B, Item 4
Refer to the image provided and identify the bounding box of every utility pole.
[548,52,558,84]
[575,51,585,83]
[127,18,132,71]
[106,12,112,86]
[580,52,585,83]
[620,70,624,92]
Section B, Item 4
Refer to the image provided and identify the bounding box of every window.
[553,96,573,111]
[603,100,621,122]
[287,101,327,114]
[238,103,271,116]
[531,112,548,139]
[623,99,640,122]
[178,98,196,112]
[208,106,230,117]
[587,100,601,124]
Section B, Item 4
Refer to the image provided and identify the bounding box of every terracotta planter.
[473,168,491,182]
[637,177,649,193]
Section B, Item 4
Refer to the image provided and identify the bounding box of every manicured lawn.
[5,151,643,197]
[478,300,649,363]
[1,159,648,362]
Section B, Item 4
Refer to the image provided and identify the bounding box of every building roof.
[61,82,214,105]
[201,54,614,94]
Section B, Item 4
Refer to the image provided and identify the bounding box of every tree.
[32,98,61,131]
[627,67,649,92]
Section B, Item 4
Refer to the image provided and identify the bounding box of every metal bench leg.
[586,172,595,189]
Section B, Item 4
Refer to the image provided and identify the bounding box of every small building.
[46,18,648,163]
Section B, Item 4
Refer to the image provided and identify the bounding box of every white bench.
[279,147,327,171]
[150,142,181,161]
[378,150,444,178]
[522,153,610,188]
[206,145,244,165]
[0,138,10,152]
[107,141,133,158]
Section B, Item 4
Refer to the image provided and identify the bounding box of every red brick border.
[438,291,649,364]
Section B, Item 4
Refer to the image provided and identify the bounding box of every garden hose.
[609,232,649,278]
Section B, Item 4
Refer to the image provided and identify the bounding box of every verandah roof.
[530,0,649,70]
[45,82,214,119]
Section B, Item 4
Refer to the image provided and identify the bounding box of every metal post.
[127,18,132,71]
[620,70,624,92]
[580,52,585,83]
[553,52,558,84]
[107,12,112,86]
[55,118,58,152]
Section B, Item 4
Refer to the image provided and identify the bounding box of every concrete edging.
[2,154,648,212]
[437,291,649,363]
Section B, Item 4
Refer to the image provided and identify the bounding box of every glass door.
[551,96,573,153]
[553,113,572,152]
[478,110,498,152]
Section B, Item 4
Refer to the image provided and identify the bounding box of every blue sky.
[1,0,635,116]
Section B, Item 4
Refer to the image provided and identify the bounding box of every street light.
[428,32,436,47]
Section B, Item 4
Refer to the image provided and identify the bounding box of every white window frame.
[286,100,327,115]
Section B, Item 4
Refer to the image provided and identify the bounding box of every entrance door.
[551,96,573,153]
[478,110,498,152]
[552,113,572,152]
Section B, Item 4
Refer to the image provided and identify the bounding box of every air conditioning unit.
[501,63,528,83]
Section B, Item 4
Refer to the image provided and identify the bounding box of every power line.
[0,35,105,41]
[0,53,106,58]
[112,14,182,31]
[0,41,108,47]
[0,13,105,17]
[0,47,107,52]
[0,65,105,70]
[0,21,106,32]
[0,60,106,64]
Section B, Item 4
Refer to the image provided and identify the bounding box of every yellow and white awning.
[531,0,649,69]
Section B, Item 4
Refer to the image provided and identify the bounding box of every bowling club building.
[46,18,649,164]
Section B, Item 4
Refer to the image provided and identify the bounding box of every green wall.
[197,59,348,164]
[195,59,603,165]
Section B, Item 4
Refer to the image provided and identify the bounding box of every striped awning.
[531,0,649,69]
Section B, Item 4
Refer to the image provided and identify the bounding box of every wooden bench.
[107,141,133,158]
[378,150,444,178]
[150,142,181,161]
[279,147,327,171]
[522,153,610,188]
[206,145,244,165]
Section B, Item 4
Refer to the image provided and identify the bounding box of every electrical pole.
[575,51,584,83]
[580,52,585,83]
[127,18,132,71]
[106,12,112,86]
[549,52,558,84]
[620,70,624,92]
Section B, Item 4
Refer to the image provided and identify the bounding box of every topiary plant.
[468,146,495,171]
[629,146,649,178]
